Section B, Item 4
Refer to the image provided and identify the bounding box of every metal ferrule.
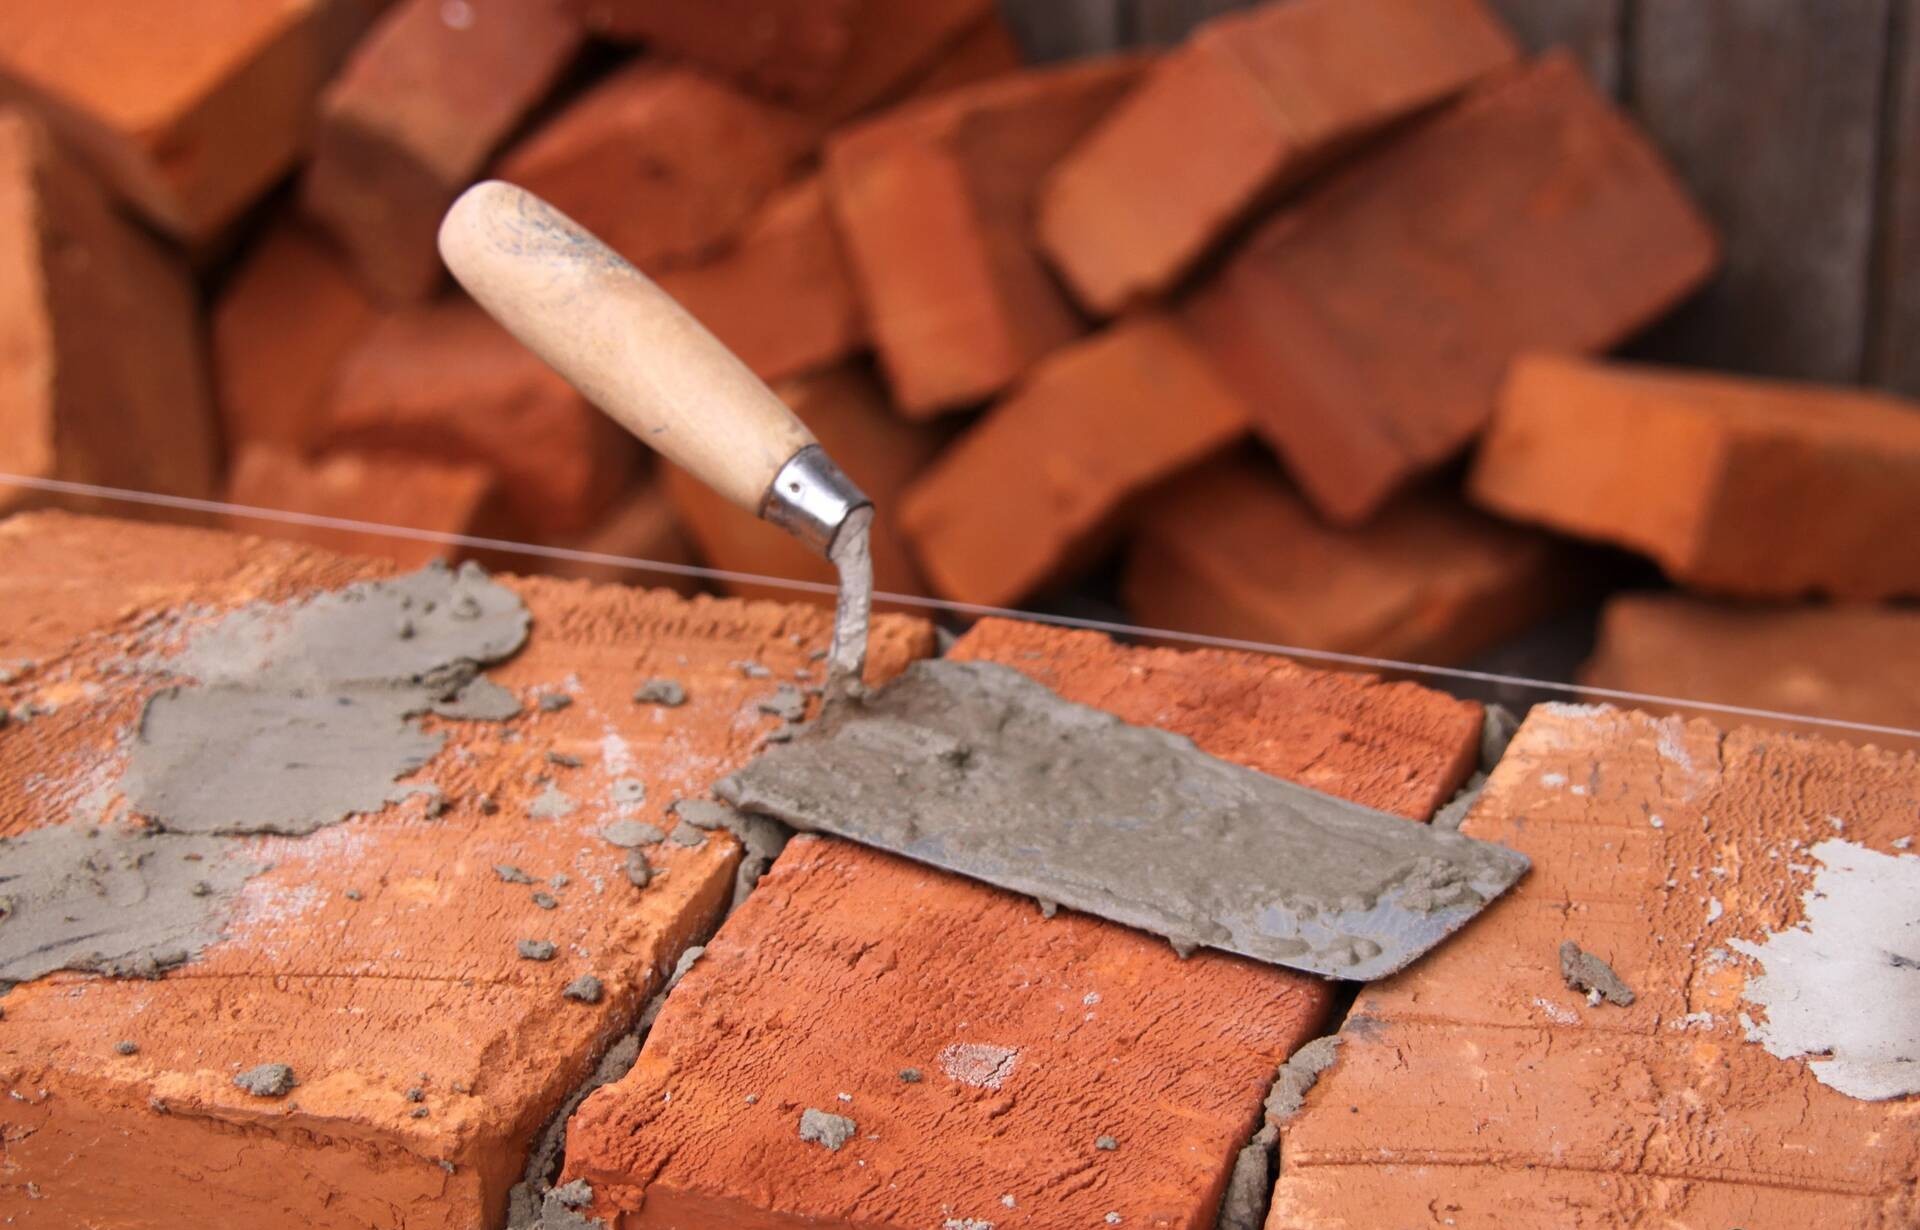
[759,444,871,556]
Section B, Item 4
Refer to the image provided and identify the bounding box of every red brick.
[1183,54,1717,526]
[212,219,381,453]
[898,7,1023,103]
[222,442,505,569]
[558,618,1486,1227]
[568,0,858,101]
[656,175,865,384]
[304,0,585,302]
[1039,0,1517,316]
[320,298,637,539]
[0,509,936,1226]
[0,109,217,518]
[663,364,942,603]
[497,62,816,274]
[826,57,1145,416]
[900,314,1247,607]
[517,481,702,595]
[1270,703,1920,1227]
[798,0,1002,122]
[1581,593,1920,737]
[1124,454,1570,667]
[1473,352,1920,599]
[0,0,372,242]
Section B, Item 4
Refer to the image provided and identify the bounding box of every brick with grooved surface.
[1183,53,1717,526]
[0,0,373,242]
[497,62,816,275]
[1040,0,1517,316]
[1125,455,1570,667]
[900,314,1247,607]
[0,110,217,519]
[1473,352,1920,599]
[1581,593,1920,737]
[320,299,637,539]
[304,0,584,302]
[1269,703,1920,1228]
[0,510,934,1228]
[554,615,1484,1227]
[826,57,1144,416]
[212,220,380,454]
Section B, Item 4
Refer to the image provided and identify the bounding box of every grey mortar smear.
[1731,838,1920,1101]
[1559,940,1635,1007]
[122,562,530,837]
[798,1107,857,1151]
[716,660,1530,980]
[0,823,265,982]
[824,506,873,703]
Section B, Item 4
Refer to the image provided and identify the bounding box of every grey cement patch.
[669,799,738,830]
[563,975,603,1003]
[633,679,686,707]
[824,506,873,702]
[798,1108,857,1151]
[668,822,706,848]
[1265,1036,1342,1122]
[1732,838,1920,1101]
[124,563,528,836]
[234,1063,297,1097]
[601,819,664,848]
[757,684,809,723]
[1559,941,1635,1007]
[0,823,265,982]
[718,660,1530,980]
[1214,1123,1276,1230]
[528,784,578,820]
[431,678,522,721]
[623,851,651,888]
[519,940,556,961]
[496,865,535,884]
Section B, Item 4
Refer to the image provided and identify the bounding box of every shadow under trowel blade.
[717,660,1529,980]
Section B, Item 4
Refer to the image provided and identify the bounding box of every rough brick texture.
[223,443,505,569]
[657,176,865,384]
[558,616,1486,1227]
[797,0,1002,122]
[0,0,371,242]
[901,315,1246,607]
[1582,593,1920,737]
[1124,455,1570,666]
[1184,53,1717,526]
[664,365,941,603]
[1271,703,1920,1227]
[827,57,1144,416]
[0,510,933,1227]
[497,62,816,275]
[1473,352,1920,599]
[1039,0,1517,316]
[0,110,217,518]
[900,7,1022,104]
[516,482,701,595]
[212,220,380,455]
[304,0,584,301]
[566,0,857,101]
[321,299,636,539]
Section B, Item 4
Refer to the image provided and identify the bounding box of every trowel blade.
[717,659,1529,980]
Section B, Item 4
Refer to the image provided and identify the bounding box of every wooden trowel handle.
[439,180,822,518]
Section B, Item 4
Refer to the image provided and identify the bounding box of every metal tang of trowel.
[439,182,1530,982]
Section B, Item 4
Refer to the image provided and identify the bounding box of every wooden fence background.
[996,0,1920,397]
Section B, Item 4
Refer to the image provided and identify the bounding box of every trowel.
[440,182,1529,981]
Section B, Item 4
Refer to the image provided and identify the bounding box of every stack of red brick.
[1,0,1917,729]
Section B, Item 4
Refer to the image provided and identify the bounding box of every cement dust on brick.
[1732,839,1920,1100]
[124,561,529,836]
[0,824,263,982]
[719,659,1529,979]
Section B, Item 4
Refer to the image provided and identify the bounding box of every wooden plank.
[1627,0,1892,382]
[1870,1,1920,395]
[998,0,1126,60]
[1486,0,1623,93]
[1130,0,1254,44]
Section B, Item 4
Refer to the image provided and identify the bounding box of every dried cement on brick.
[123,562,528,836]
[1265,1036,1343,1122]
[798,1108,858,1150]
[1731,838,1920,1101]
[718,660,1529,979]
[0,823,264,982]
[1559,940,1635,1006]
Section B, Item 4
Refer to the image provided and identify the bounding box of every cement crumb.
[550,1180,592,1208]
[1035,897,1058,919]
[1095,1135,1117,1151]
[944,1221,993,1230]
[496,864,535,884]
[668,821,707,848]
[1265,1036,1342,1122]
[563,975,603,1004]
[670,799,739,830]
[549,874,568,889]
[1559,940,1635,1007]
[624,850,651,888]
[344,888,363,901]
[407,1087,425,1102]
[601,819,665,848]
[537,693,572,712]
[125,563,528,836]
[797,1108,857,1151]
[518,940,557,961]
[1731,839,1920,1100]
[757,684,809,723]
[528,783,578,820]
[633,679,686,707]
[233,1063,297,1098]
[1214,1123,1276,1230]
[898,1068,922,1083]
[733,660,772,679]
[114,1040,138,1055]
[532,891,558,910]
[546,751,582,768]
